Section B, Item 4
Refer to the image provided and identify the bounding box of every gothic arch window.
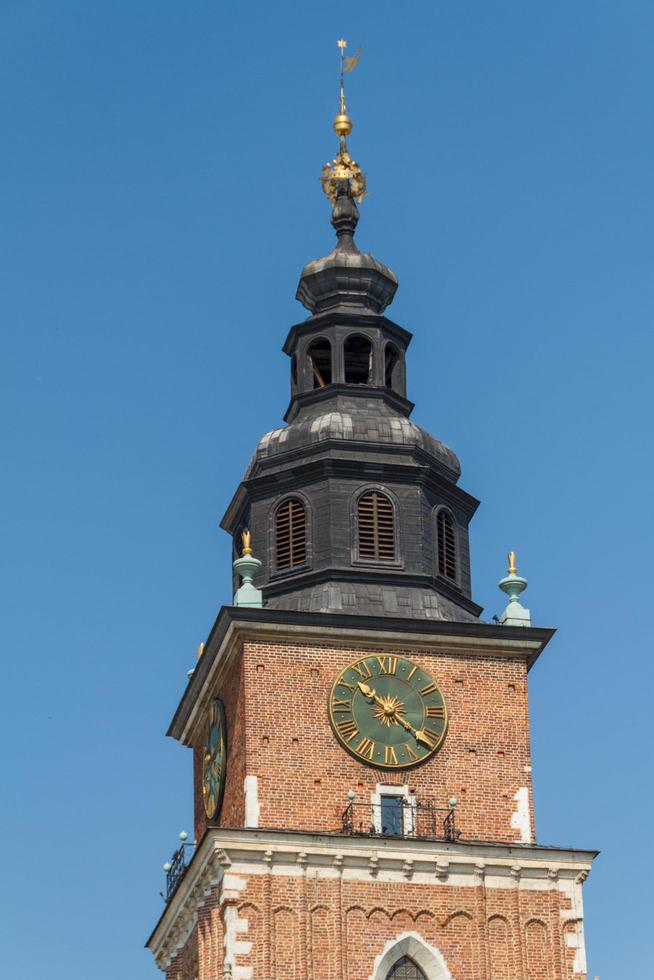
[372,933,453,980]
[344,334,373,384]
[307,338,332,388]
[384,342,401,391]
[358,490,396,561]
[436,508,457,581]
[275,497,307,571]
[386,958,427,980]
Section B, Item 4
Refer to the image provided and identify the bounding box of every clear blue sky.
[2,3,651,977]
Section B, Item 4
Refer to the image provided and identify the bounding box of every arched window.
[384,342,401,390]
[344,334,373,384]
[307,338,332,388]
[275,498,306,571]
[358,490,396,561]
[436,509,457,580]
[386,958,427,980]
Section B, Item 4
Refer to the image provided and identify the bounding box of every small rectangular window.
[379,795,404,836]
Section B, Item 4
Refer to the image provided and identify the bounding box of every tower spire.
[321,40,366,206]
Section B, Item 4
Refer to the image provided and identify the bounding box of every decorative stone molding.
[435,859,450,880]
[147,826,595,970]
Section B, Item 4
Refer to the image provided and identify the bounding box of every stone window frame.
[351,484,404,570]
[269,492,312,580]
[433,504,460,587]
[371,782,416,836]
[371,932,453,980]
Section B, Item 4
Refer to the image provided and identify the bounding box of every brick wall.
[165,870,583,980]
[195,638,534,845]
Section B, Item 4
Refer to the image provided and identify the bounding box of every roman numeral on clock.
[355,736,376,760]
[332,699,352,712]
[337,719,359,742]
[420,728,441,749]
[376,655,398,675]
[384,745,398,765]
[425,705,445,719]
[420,682,438,697]
[351,660,372,680]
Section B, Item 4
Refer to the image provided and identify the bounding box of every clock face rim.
[328,654,448,770]
[202,698,227,820]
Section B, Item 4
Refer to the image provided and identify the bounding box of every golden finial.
[321,40,366,205]
[508,551,518,575]
[197,642,204,658]
[241,529,253,557]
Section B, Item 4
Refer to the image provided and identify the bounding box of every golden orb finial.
[333,113,353,137]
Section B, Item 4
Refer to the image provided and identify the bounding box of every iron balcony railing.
[162,834,195,903]
[342,799,458,842]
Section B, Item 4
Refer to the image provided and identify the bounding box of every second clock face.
[202,698,227,820]
[329,654,447,769]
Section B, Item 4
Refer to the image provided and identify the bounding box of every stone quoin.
[146,40,596,980]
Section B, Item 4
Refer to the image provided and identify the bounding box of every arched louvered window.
[385,957,427,980]
[358,490,396,561]
[437,509,457,580]
[275,498,306,571]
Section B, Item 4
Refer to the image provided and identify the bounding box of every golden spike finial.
[241,529,253,557]
[197,642,204,659]
[508,551,518,575]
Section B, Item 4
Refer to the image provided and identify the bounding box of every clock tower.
[147,46,595,980]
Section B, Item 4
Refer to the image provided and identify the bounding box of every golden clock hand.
[357,680,378,701]
[358,682,427,742]
[394,712,434,748]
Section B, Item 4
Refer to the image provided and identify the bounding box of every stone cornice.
[167,609,555,746]
[146,827,597,969]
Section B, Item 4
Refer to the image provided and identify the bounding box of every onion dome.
[296,188,398,315]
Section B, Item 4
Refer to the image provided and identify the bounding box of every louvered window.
[386,957,427,979]
[358,491,396,561]
[275,498,306,571]
[437,509,457,580]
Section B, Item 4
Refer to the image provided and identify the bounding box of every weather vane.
[321,39,366,205]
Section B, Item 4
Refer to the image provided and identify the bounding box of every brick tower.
[147,45,595,980]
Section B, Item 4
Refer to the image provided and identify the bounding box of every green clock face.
[329,654,447,769]
[202,699,227,819]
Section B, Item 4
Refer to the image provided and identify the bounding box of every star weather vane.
[321,39,367,205]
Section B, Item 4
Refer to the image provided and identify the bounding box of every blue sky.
[1,2,651,977]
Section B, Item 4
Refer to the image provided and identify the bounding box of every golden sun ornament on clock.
[202,699,227,819]
[329,655,447,769]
